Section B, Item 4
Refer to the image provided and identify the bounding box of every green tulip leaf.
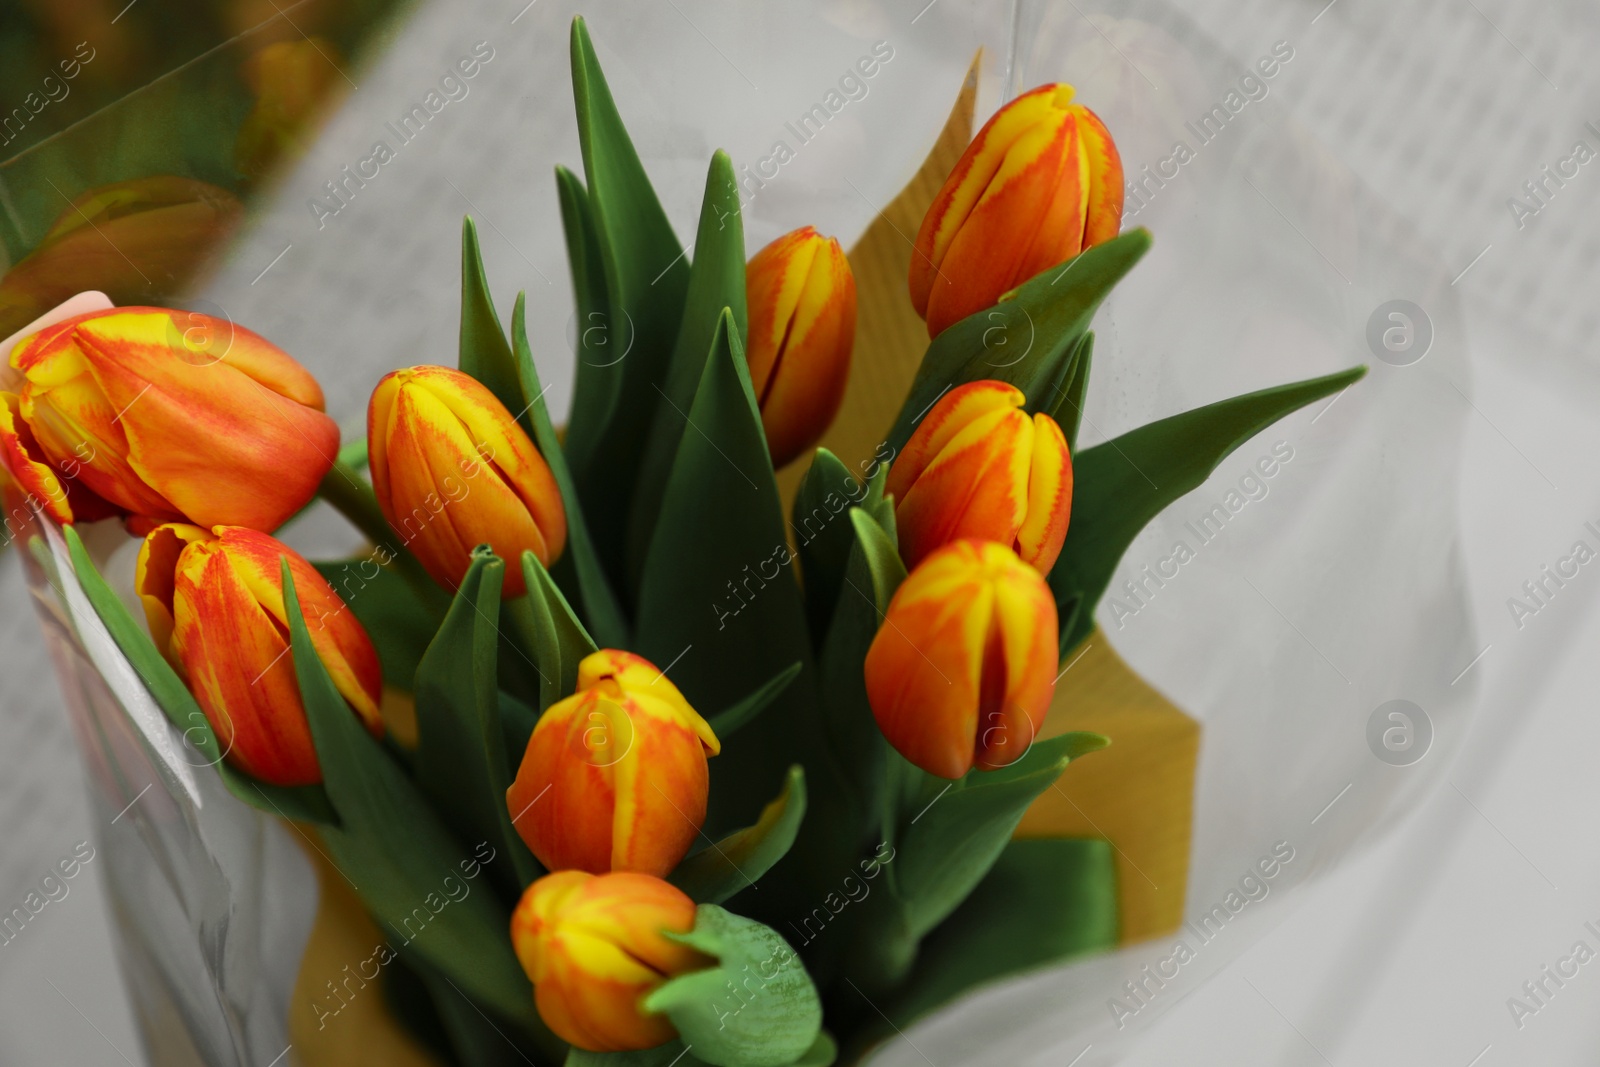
[1051,365,1366,654]
[416,957,557,1066]
[885,230,1151,455]
[671,765,807,905]
[647,905,823,1067]
[64,526,334,824]
[511,291,629,648]
[633,310,816,836]
[555,164,618,484]
[311,558,440,692]
[628,149,747,590]
[413,548,539,890]
[850,732,1109,992]
[565,16,691,581]
[457,216,522,416]
[888,837,1118,1027]
[1049,331,1095,452]
[706,662,803,742]
[281,561,549,1035]
[501,545,600,714]
[498,688,538,772]
[793,450,887,647]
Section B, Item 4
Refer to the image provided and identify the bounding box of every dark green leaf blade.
[567,16,691,582]
[706,662,802,741]
[503,547,599,712]
[646,905,822,1067]
[413,548,539,889]
[555,164,618,483]
[510,292,628,647]
[890,837,1118,1026]
[793,449,875,647]
[885,230,1151,455]
[627,149,747,589]
[671,765,807,905]
[458,216,522,415]
[1051,365,1367,653]
[280,562,548,1034]
[849,733,1109,992]
[1049,331,1094,451]
[633,310,815,831]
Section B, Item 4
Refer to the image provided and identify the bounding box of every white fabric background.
[2,0,1598,1063]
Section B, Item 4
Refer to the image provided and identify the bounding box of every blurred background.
[2,0,1598,1063]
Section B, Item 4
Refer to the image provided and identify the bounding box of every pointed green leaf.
[706,662,802,741]
[555,164,618,482]
[671,765,806,905]
[503,547,599,711]
[633,310,815,830]
[628,150,747,587]
[1051,365,1367,653]
[850,733,1108,991]
[413,548,539,889]
[1049,331,1094,451]
[889,837,1117,1027]
[280,562,543,1030]
[510,292,628,646]
[458,217,522,415]
[793,449,880,646]
[885,230,1151,454]
[567,16,691,580]
[646,905,822,1067]
[65,527,334,823]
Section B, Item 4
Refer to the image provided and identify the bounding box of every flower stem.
[317,461,443,607]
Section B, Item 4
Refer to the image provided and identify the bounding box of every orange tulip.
[744,226,857,467]
[864,539,1058,779]
[506,650,719,877]
[368,365,566,597]
[0,178,242,337]
[0,306,336,533]
[910,83,1124,337]
[511,870,710,1052]
[886,380,1071,574]
[136,524,383,787]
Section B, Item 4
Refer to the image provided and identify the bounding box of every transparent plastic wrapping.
[8,1,1475,1064]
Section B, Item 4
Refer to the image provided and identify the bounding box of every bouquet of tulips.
[0,17,1363,1067]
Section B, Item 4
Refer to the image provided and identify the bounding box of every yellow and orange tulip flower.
[910,83,1124,337]
[368,365,566,597]
[511,870,710,1052]
[744,226,857,468]
[0,306,336,532]
[136,524,383,787]
[886,380,1071,574]
[864,539,1058,779]
[506,650,719,877]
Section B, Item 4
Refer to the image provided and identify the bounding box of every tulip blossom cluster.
[12,24,1330,1062]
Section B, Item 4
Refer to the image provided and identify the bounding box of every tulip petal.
[887,380,1025,502]
[611,696,710,876]
[1074,105,1125,248]
[134,522,212,671]
[511,693,622,874]
[893,405,1032,570]
[976,557,1059,770]
[1014,412,1073,573]
[0,391,120,525]
[757,236,856,467]
[911,84,1078,320]
[744,227,822,400]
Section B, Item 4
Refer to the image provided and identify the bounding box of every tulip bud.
[0,178,242,336]
[0,306,336,533]
[744,226,857,468]
[886,380,1071,574]
[135,524,383,787]
[864,539,1058,779]
[368,365,566,598]
[910,83,1124,337]
[511,870,711,1052]
[506,650,720,877]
